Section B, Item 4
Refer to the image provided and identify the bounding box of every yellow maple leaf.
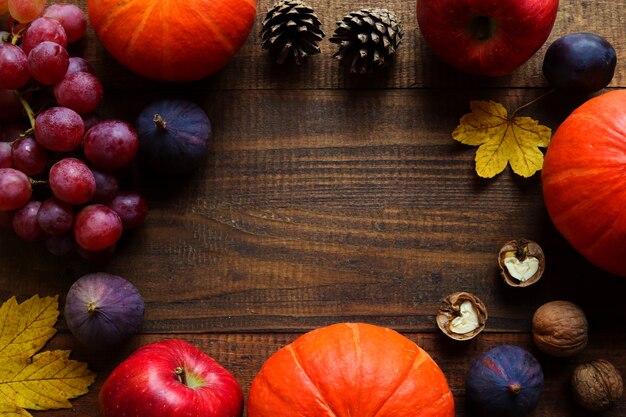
[452,100,551,178]
[0,295,58,359]
[0,351,95,410]
[0,402,32,417]
[0,296,95,415]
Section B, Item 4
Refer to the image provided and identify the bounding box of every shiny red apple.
[416,0,559,76]
[99,339,244,417]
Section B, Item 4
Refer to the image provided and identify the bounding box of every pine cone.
[260,0,325,65]
[330,8,403,74]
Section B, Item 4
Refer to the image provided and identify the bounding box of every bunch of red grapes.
[0,2,148,261]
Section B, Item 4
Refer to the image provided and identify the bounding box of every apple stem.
[175,367,187,386]
[153,114,168,131]
[510,88,556,119]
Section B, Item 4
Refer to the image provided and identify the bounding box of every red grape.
[0,167,31,211]
[37,196,74,235]
[0,89,23,121]
[108,191,148,229]
[0,142,12,168]
[53,71,102,114]
[49,157,95,204]
[28,41,69,85]
[91,167,119,203]
[34,106,84,152]
[11,136,48,175]
[66,56,95,76]
[43,3,87,43]
[12,200,44,241]
[8,0,46,23]
[0,43,30,90]
[73,204,123,251]
[45,233,76,256]
[21,17,67,56]
[83,120,138,169]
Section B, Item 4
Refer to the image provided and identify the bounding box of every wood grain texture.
[2,0,626,416]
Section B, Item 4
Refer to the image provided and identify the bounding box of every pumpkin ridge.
[286,344,339,417]
[583,205,626,253]
[97,0,144,38]
[125,0,161,62]
[192,9,238,56]
[371,347,427,417]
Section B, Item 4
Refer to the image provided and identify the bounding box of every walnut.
[532,300,588,357]
[498,239,545,287]
[572,359,624,412]
[436,292,488,341]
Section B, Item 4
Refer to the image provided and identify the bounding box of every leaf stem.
[510,88,556,119]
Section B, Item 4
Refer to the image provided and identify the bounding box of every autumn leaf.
[452,100,552,178]
[0,295,58,359]
[0,402,32,417]
[0,295,95,415]
[0,351,95,410]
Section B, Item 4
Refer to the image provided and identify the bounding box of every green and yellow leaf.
[0,295,59,360]
[0,350,96,410]
[452,100,552,178]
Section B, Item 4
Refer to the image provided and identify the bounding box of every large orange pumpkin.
[87,0,257,81]
[542,89,626,277]
[247,322,455,417]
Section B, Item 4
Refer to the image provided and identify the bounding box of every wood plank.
[1,89,624,334]
[37,331,626,417]
[67,0,626,90]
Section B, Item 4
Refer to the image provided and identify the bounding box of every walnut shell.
[532,300,588,357]
[436,292,488,341]
[572,359,624,412]
[498,239,545,287]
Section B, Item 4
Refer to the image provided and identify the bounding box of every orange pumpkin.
[247,322,455,417]
[87,0,256,81]
[542,89,626,277]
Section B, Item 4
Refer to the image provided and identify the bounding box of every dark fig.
[64,272,144,349]
[466,345,544,417]
[135,99,211,175]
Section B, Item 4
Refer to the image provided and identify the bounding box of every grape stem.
[15,91,37,129]
[509,88,556,119]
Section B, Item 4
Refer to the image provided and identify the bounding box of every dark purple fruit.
[542,33,617,93]
[135,99,211,175]
[466,345,544,417]
[64,272,144,349]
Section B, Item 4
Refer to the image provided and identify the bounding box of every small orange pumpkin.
[87,0,256,81]
[542,90,626,277]
[247,322,455,417]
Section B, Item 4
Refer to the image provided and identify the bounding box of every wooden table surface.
[2,1,626,416]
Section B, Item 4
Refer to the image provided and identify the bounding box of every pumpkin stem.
[153,114,168,131]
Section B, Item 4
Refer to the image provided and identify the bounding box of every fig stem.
[87,302,98,314]
[508,383,522,395]
[153,114,168,131]
[175,366,187,386]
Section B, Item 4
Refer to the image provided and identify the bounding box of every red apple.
[99,339,244,417]
[416,0,559,76]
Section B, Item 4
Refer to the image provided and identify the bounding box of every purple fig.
[465,345,544,417]
[64,272,144,349]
